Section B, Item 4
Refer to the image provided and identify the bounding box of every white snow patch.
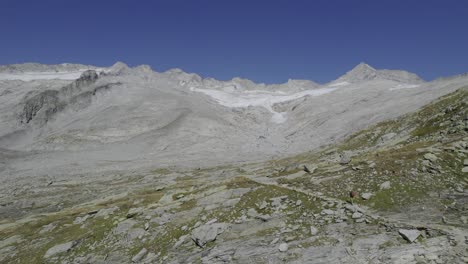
[390,84,420,91]
[0,68,108,81]
[190,86,337,123]
[328,81,350,87]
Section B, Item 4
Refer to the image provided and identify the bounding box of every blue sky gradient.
[1,0,467,83]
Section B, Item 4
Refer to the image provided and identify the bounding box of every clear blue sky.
[1,0,467,83]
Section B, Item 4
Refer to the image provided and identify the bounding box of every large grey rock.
[113,219,137,235]
[339,153,352,165]
[132,248,148,263]
[310,226,319,236]
[95,207,119,219]
[278,243,289,252]
[379,181,391,190]
[191,223,229,247]
[352,212,363,219]
[424,153,438,162]
[398,229,421,243]
[380,132,397,143]
[361,193,372,200]
[44,241,78,258]
[127,207,143,218]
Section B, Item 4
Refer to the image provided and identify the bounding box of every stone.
[352,212,363,219]
[247,208,271,222]
[361,193,372,200]
[143,252,160,263]
[131,248,148,263]
[95,207,119,219]
[381,132,397,142]
[310,226,319,236]
[464,159,468,166]
[270,237,279,245]
[127,228,147,241]
[113,219,137,235]
[73,214,91,225]
[295,200,302,206]
[39,223,57,234]
[127,208,143,218]
[339,154,351,165]
[174,235,188,248]
[460,216,467,224]
[398,229,421,243]
[379,181,391,190]
[278,243,288,252]
[424,153,438,162]
[144,223,150,231]
[206,218,218,225]
[44,241,78,258]
[191,223,228,247]
[258,201,268,210]
[321,209,335,215]
[303,165,316,174]
[462,167,468,173]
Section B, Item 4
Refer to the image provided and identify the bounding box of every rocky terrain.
[0,63,467,263]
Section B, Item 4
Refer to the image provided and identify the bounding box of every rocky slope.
[0,62,467,263]
[0,86,466,264]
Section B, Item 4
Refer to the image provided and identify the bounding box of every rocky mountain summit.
[0,62,467,263]
[331,63,424,85]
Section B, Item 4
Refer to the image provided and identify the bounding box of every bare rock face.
[19,70,101,125]
[21,90,60,124]
[60,70,98,97]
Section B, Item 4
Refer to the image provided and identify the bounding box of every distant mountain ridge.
[0,63,98,73]
[0,62,425,87]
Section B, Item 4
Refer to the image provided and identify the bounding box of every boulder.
[398,229,421,243]
[361,193,372,200]
[95,207,119,219]
[44,241,78,258]
[423,153,437,162]
[191,223,229,247]
[310,226,319,236]
[379,181,391,190]
[352,212,363,219]
[127,207,143,218]
[131,248,148,263]
[278,243,288,252]
[339,153,351,165]
[303,165,317,174]
[381,132,397,143]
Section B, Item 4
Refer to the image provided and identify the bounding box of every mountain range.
[0,62,467,263]
[0,62,466,173]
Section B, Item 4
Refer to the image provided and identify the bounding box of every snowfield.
[0,68,109,81]
[190,86,338,123]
